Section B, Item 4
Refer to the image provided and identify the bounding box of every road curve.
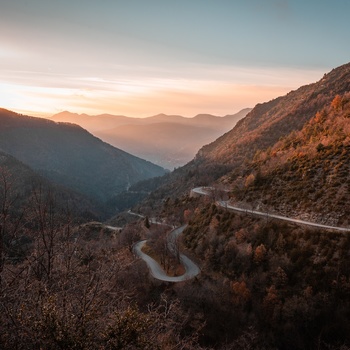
[191,187,350,232]
[134,225,200,282]
[134,186,350,282]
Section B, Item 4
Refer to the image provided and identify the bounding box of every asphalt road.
[134,185,350,283]
[133,225,200,282]
[191,187,350,232]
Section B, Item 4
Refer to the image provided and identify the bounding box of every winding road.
[133,225,200,282]
[192,187,350,232]
[134,186,350,283]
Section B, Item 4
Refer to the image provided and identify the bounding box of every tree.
[331,94,343,111]
[263,285,281,319]
[119,223,141,252]
[183,209,193,223]
[146,225,169,272]
[254,244,267,264]
[274,267,288,288]
[0,167,12,280]
[231,280,251,306]
[144,216,150,229]
[104,307,156,350]
[245,173,255,188]
[0,167,25,285]
[28,187,56,283]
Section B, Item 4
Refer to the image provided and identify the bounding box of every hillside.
[197,63,350,165]
[0,150,103,220]
[138,62,350,206]
[0,109,166,209]
[52,109,251,169]
[177,198,350,349]
[233,93,350,226]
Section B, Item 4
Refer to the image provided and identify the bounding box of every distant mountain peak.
[193,113,218,120]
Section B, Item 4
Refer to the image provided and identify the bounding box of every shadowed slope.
[0,109,166,207]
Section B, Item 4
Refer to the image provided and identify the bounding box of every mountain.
[95,109,250,169]
[136,62,350,218]
[234,92,350,226]
[51,109,251,132]
[0,150,103,220]
[0,109,166,211]
[197,63,350,166]
[51,111,134,132]
[51,109,251,169]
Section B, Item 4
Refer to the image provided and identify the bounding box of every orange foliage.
[231,280,251,305]
[313,111,326,124]
[331,94,343,111]
[254,244,267,264]
[263,285,281,314]
[235,228,247,243]
[245,173,255,188]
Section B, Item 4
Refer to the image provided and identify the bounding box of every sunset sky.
[1,0,349,118]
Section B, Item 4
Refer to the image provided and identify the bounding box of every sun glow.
[0,65,324,118]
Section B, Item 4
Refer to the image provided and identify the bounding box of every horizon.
[0,67,326,119]
[1,1,349,118]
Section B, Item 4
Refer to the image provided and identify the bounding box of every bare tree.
[119,223,141,251]
[27,185,65,284]
[0,167,27,285]
[148,225,171,272]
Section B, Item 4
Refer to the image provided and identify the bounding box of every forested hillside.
[119,62,350,348]
[232,93,350,226]
[180,200,350,349]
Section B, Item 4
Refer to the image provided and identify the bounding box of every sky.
[1,0,349,118]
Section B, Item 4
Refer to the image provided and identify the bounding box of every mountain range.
[0,109,166,217]
[51,109,251,169]
[2,61,350,349]
[135,62,350,225]
[3,62,350,223]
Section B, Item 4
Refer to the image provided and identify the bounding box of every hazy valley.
[51,109,251,169]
